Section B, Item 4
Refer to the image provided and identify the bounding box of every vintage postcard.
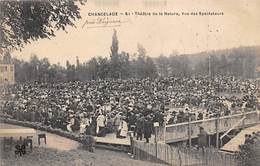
[0,0,259,166]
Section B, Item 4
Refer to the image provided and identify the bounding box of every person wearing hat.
[167,111,176,125]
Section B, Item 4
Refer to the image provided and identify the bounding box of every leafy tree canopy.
[0,0,86,50]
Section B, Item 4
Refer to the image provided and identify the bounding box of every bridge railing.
[158,111,260,143]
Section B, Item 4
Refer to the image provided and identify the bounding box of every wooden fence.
[249,143,260,166]
[132,140,239,166]
[237,138,260,166]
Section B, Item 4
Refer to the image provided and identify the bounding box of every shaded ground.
[0,123,166,166]
[0,147,166,166]
[0,123,80,151]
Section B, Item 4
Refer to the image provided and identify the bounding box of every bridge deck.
[95,133,130,146]
[220,124,260,152]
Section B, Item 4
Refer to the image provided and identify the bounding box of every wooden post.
[216,115,219,149]
[163,116,167,143]
[188,116,192,148]
[256,108,260,121]
[129,131,134,156]
[155,127,158,158]
[208,135,211,147]
[242,111,245,129]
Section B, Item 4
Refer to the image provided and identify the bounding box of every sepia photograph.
[0,0,259,165]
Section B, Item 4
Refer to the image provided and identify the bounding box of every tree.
[12,58,27,83]
[210,55,220,77]
[117,51,131,78]
[87,57,98,80]
[96,56,109,79]
[66,60,77,82]
[110,29,119,77]
[38,57,50,82]
[194,60,207,76]
[0,0,86,50]
[110,29,119,59]
[76,56,80,69]
[29,55,41,82]
[166,54,192,77]
[168,55,180,77]
[144,57,158,78]
[134,44,157,78]
[110,29,123,79]
[156,54,170,77]
[137,43,146,58]
[243,54,256,78]
[134,44,147,78]
[219,54,229,76]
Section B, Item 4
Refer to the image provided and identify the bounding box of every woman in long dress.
[118,117,128,138]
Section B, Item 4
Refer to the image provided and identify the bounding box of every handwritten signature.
[82,17,129,29]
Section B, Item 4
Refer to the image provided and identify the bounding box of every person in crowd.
[244,134,249,144]
[0,76,258,141]
[67,113,75,132]
[198,127,208,150]
[79,113,88,136]
[72,113,80,132]
[136,115,144,141]
[96,113,106,137]
[114,112,122,132]
[117,116,128,138]
[144,116,153,143]
[128,112,137,132]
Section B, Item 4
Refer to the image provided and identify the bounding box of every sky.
[12,0,260,66]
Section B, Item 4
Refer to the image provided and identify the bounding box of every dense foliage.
[0,1,259,82]
[0,0,86,50]
[1,30,159,83]
[1,30,259,83]
[155,46,259,78]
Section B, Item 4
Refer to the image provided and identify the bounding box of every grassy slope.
[0,147,166,166]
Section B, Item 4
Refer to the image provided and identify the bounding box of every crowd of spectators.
[0,76,259,142]
[244,132,259,145]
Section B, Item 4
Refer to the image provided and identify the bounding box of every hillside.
[185,46,260,67]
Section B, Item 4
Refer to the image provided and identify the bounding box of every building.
[0,64,15,85]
